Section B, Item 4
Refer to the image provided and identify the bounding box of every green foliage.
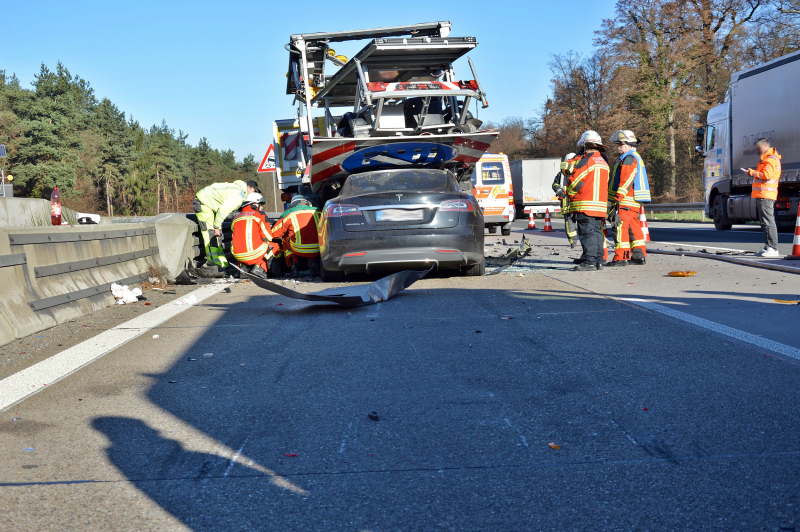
[0,63,259,215]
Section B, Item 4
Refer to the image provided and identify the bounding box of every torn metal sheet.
[232,265,430,308]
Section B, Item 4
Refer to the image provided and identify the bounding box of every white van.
[471,153,514,235]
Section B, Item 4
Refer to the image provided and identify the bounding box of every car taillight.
[508,184,514,205]
[326,204,362,217]
[440,199,475,212]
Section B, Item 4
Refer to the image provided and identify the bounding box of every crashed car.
[318,168,484,279]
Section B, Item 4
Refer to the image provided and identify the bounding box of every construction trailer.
[699,49,800,230]
[273,22,498,203]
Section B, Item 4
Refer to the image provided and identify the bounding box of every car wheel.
[320,264,345,282]
[487,225,498,234]
[712,195,732,231]
[463,258,486,277]
[501,223,512,236]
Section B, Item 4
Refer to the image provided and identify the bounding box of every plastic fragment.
[168,380,177,384]
[773,299,800,305]
[500,316,513,320]
[152,334,160,339]
[667,271,697,277]
[202,352,214,358]
[547,442,561,450]
[283,453,299,457]
[144,302,152,306]
[642,407,649,411]
[368,411,380,421]
[187,357,197,361]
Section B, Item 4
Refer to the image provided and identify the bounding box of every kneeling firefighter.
[271,195,321,274]
[607,130,651,266]
[230,193,280,279]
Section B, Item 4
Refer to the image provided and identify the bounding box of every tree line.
[489,0,799,201]
[0,63,264,215]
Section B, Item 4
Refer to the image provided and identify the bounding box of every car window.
[342,170,457,195]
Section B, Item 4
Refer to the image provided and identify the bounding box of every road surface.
[1,219,799,531]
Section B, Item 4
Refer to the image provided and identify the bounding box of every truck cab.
[470,153,514,235]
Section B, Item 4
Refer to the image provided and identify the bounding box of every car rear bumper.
[483,215,512,224]
[322,231,483,273]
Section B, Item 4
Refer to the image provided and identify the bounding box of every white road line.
[0,282,231,412]
[620,298,800,360]
[655,241,751,253]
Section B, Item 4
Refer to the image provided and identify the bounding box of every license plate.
[375,209,424,222]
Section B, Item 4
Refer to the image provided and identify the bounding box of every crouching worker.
[271,195,321,276]
[231,193,280,279]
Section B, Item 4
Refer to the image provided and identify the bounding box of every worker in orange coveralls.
[231,193,279,279]
[271,195,321,276]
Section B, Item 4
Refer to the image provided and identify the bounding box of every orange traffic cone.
[640,205,650,242]
[786,202,800,260]
[527,210,537,230]
[543,208,553,232]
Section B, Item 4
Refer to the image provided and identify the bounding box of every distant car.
[318,168,485,279]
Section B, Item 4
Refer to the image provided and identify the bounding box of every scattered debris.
[475,330,482,334]
[223,287,232,293]
[168,380,177,384]
[202,352,214,358]
[500,315,513,320]
[187,357,198,361]
[368,411,380,421]
[174,294,198,306]
[152,334,160,340]
[666,271,697,277]
[111,282,143,304]
[283,453,299,457]
[642,407,649,412]
[23,448,35,452]
[773,299,800,305]
[547,442,561,450]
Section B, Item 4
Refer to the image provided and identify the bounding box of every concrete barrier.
[0,210,200,347]
[0,198,77,227]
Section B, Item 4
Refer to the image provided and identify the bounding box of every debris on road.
[773,299,800,305]
[368,411,380,421]
[667,271,697,277]
[111,282,142,304]
[547,442,561,450]
[151,334,160,339]
[233,264,430,308]
[202,352,214,358]
[283,453,299,458]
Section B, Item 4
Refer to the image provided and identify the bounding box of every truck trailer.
[509,158,561,217]
[699,49,800,230]
[273,22,498,204]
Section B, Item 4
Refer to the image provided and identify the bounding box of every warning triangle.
[257,144,276,173]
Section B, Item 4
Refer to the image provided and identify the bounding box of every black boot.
[606,260,629,267]
[572,262,599,271]
[630,256,646,265]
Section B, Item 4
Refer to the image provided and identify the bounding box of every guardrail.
[645,202,705,212]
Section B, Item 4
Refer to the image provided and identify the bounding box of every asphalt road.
[1,219,800,531]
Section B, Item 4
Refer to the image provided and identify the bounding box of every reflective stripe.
[619,197,640,209]
[233,243,269,261]
[632,239,646,247]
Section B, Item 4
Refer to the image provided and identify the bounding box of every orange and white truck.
[470,153,514,235]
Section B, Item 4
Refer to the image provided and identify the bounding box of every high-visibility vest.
[231,206,274,263]
[195,180,248,228]
[610,149,651,209]
[567,151,609,217]
[271,206,321,257]
[751,148,782,200]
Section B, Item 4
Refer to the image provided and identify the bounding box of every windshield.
[478,162,505,185]
[342,169,457,195]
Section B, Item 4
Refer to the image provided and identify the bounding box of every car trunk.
[340,192,462,232]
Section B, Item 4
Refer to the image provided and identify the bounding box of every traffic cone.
[640,206,650,242]
[543,208,553,232]
[786,202,800,260]
[527,210,537,230]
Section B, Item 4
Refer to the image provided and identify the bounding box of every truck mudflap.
[308,131,498,191]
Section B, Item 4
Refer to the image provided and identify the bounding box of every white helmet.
[577,130,603,148]
[243,192,264,207]
[564,152,576,161]
[610,129,637,144]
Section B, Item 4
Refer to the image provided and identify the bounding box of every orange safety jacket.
[610,151,644,210]
[749,147,782,200]
[567,150,609,218]
[271,205,321,257]
[231,205,277,264]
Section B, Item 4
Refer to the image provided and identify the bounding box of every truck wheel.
[487,225,498,234]
[712,195,732,231]
[501,223,512,236]
[463,258,486,276]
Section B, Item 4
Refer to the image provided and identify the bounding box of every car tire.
[320,264,345,282]
[501,223,512,236]
[712,195,732,231]
[463,258,486,277]
[487,225,498,234]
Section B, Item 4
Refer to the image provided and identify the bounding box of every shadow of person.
[91,416,303,530]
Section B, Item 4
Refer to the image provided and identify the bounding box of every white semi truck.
[510,158,561,217]
[699,49,800,230]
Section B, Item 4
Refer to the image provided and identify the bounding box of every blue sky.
[5,0,616,161]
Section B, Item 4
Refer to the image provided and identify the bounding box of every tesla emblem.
[396,193,403,201]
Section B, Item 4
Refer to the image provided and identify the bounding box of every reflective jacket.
[195,180,248,229]
[231,205,276,264]
[610,149,651,209]
[271,205,321,257]
[749,148,782,200]
[566,150,609,217]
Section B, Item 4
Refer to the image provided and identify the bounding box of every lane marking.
[0,283,231,412]
[655,241,751,253]
[620,298,800,360]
